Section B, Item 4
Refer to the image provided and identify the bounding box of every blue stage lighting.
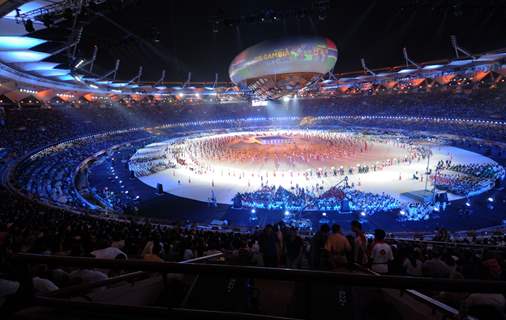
[0,36,46,50]
[251,209,256,214]
[487,197,494,202]
[284,210,290,216]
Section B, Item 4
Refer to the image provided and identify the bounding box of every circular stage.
[129,128,502,216]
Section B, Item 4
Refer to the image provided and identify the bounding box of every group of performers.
[166,130,430,179]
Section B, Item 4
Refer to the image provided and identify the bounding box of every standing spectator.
[285,228,304,269]
[422,250,451,278]
[402,250,423,276]
[369,229,394,274]
[325,224,351,270]
[259,225,278,268]
[351,220,368,265]
[310,224,330,270]
[142,241,164,262]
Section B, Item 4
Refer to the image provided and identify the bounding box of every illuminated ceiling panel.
[34,69,70,76]
[14,62,59,71]
[0,36,46,50]
[0,50,50,62]
[448,59,473,66]
[56,75,75,81]
[398,68,417,74]
[422,64,444,70]
[5,1,55,18]
[109,82,128,87]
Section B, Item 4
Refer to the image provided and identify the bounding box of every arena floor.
[132,129,498,205]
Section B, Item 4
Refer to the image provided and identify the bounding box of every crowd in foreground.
[0,184,505,318]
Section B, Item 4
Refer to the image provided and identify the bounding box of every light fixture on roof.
[74,59,85,69]
[24,19,35,33]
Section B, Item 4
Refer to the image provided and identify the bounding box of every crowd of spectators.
[0,83,505,316]
[1,85,506,159]
[433,163,505,196]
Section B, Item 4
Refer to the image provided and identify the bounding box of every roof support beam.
[153,70,166,87]
[97,59,120,81]
[451,35,476,60]
[403,47,420,69]
[361,58,375,76]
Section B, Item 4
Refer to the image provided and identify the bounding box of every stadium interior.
[0,0,506,319]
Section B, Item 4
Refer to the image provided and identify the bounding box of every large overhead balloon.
[229,36,337,100]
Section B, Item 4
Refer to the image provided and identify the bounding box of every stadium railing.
[353,263,478,320]
[10,253,506,320]
[387,238,506,249]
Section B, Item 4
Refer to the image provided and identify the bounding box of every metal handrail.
[31,297,300,320]
[387,238,506,249]
[13,254,506,293]
[43,252,225,298]
[353,263,476,320]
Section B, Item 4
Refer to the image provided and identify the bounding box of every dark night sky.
[77,0,506,82]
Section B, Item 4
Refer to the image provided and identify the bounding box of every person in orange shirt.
[325,224,351,270]
[142,241,164,262]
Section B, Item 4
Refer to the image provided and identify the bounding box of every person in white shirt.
[32,277,58,293]
[369,229,394,274]
[69,269,108,284]
[402,251,423,276]
[91,246,127,260]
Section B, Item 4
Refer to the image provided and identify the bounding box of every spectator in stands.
[310,224,330,270]
[325,224,351,270]
[463,261,505,320]
[69,267,108,285]
[142,241,164,262]
[259,225,278,268]
[91,242,127,260]
[422,250,451,278]
[369,229,394,274]
[402,249,423,276]
[350,220,367,265]
[32,265,58,294]
[285,228,304,269]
